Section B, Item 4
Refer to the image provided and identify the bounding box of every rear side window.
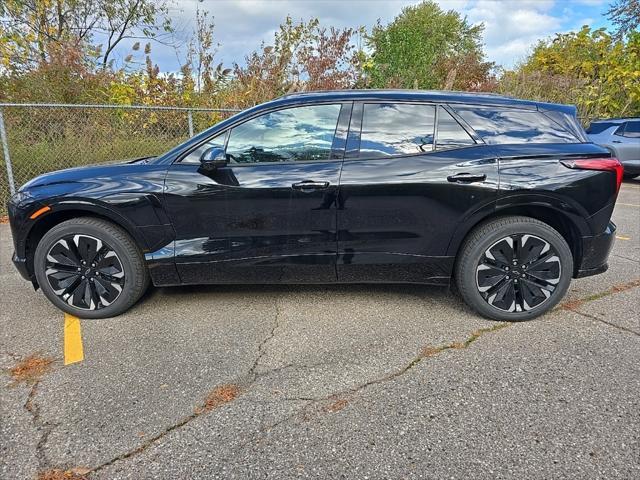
[453,106,578,144]
[359,103,435,158]
[586,122,614,134]
[622,121,640,138]
[436,106,475,150]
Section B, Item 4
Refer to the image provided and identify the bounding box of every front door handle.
[612,140,622,143]
[447,173,487,183]
[292,180,330,191]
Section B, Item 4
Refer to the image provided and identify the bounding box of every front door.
[163,102,351,284]
[337,102,499,284]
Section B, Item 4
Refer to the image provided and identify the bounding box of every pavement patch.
[9,355,54,385]
[196,384,242,414]
[37,468,89,480]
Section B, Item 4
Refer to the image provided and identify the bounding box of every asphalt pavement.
[1,180,638,479]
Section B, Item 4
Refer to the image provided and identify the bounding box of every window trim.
[347,100,481,162]
[613,123,627,137]
[174,101,350,166]
[435,105,481,150]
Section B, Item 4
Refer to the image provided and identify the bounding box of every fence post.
[0,108,16,195]
[187,110,194,137]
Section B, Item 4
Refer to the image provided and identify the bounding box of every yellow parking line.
[64,314,84,365]
[617,203,640,207]
[616,235,631,241]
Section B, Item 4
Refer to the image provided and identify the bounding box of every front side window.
[359,103,435,158]
[454,106,578,144]
[436,106,475,150]
[225,104,341,163]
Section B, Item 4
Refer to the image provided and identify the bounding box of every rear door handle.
[292,180,330,191]
[447,173,487,183]
[612,140,622,143]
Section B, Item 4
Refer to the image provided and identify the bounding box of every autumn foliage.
[0,1,638,121]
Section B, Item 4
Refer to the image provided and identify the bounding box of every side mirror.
[199,147,227,170]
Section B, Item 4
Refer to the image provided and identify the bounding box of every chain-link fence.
[0,103,240,216]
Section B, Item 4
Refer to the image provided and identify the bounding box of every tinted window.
[622,121,640,138]
[454,106,578,144]
[182,132,226,163]
[225,104,341,163]
[436,106,475,150]
[586,122,614,134]
[359,103,435,158]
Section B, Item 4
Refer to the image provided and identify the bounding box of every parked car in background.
[587,118,640,179]
[8,90,623,321]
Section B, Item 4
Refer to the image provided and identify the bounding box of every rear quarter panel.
[496,143,618,236]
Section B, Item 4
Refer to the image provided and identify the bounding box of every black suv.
[8,90,622,321]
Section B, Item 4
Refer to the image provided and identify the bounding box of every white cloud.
[136,0,608,72]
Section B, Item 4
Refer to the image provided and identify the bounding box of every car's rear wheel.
[455,216,573,321]
[34,217,149,319]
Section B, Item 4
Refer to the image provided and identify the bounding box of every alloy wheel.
[44,234,125,310]
[475,234,561,313]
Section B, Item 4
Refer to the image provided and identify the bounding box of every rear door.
[613,121,640,161]
[336,102,499,284]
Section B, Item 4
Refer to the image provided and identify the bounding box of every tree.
[607,0,640,39]
[0,0,173,72]
[365,0,493,90]
[229,16,361,107]
[501,27,640,122]
[98,0,173,69]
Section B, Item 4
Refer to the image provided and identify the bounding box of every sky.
[123,0,614,72]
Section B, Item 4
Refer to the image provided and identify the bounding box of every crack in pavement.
[559,280,640,337]
[88,295,285,476]
[564,308,640,337]
[88,411,199,475]
[248,297,282,380]
[45,281,640,475]
[281,322,513,405]
[8,355,61,474]
[558,279,640,312]
[24,382,57,471]
[234,283,640,445]
[613,254,639,264]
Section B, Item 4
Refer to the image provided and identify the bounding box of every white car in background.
[587,118,640,179]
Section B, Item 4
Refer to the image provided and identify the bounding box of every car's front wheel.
[455,216,573,321]
[34,217,149,319]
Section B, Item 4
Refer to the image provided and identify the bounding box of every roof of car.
[272,89,567,112]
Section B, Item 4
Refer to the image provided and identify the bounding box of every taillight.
[561,157,624,193]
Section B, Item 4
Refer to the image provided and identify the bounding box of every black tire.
[34,217,149,319]
[455,216,573,321]
[623,173,639,180]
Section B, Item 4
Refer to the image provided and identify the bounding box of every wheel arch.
[23,203,149,283]
[448,203,585,277]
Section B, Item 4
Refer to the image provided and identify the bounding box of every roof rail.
[279,88,513,98]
